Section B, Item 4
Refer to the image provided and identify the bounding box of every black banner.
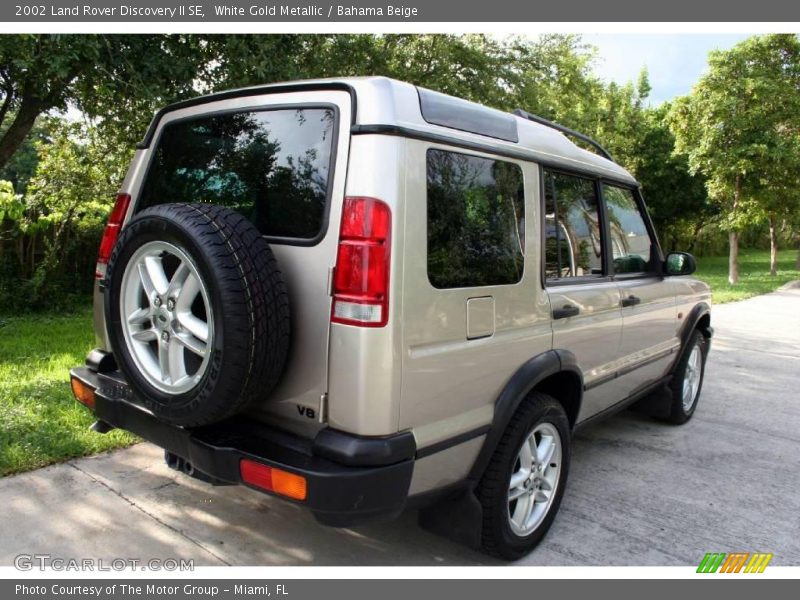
[3,0,800,22]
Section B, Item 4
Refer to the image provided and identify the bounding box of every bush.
[0,120,130,314]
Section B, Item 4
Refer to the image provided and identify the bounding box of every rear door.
[542,169,626,422]
[400,144,552,458]
[602,183,679,397]
[131,90,353,435]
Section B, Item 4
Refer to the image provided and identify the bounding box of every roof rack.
[512,109,615,163]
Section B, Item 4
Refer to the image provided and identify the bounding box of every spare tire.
[104,203,290,427]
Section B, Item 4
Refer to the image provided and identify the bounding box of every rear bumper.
[69,365,414,527]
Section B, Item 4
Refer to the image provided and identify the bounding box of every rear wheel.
[477,393,570,560]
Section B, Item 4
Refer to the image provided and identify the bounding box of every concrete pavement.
[2,285,799,566]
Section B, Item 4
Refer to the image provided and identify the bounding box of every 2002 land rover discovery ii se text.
[69,77,712,560]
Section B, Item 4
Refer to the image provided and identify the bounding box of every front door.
[542,169,626,422]
[602,183,679,398]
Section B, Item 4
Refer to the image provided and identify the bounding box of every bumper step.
[69,366,414,527]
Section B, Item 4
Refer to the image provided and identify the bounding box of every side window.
[543,170,604,280]
[602,185,655,274]
[427,149,525,289]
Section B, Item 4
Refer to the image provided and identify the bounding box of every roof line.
[512,109,615,163]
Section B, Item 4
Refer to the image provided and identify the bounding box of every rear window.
[138,107,336,240]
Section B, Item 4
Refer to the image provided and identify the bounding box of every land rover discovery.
[69,77,712,559]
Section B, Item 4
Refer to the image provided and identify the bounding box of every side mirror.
[664,252,696,276]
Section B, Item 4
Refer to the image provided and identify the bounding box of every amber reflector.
[70,377,96,409]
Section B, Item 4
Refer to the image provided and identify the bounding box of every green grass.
[695,248,800,304]
[0,308,137,476]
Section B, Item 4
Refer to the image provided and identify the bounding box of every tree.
[745,36,800,275]
[0,34,208,169]
[668,34,800,284]
[633,105,712,251]
[203,34,510,107]
[17,120,128,303]
[0,119,51,194]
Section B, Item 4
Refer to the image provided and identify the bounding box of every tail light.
[331,197,391,327]
[240,459,307,501]
[95,193,132,279]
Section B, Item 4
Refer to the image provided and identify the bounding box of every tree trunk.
[768,215,778,276]
[0,96,42,170]
[16,235,24,270]
[29,232,35,278]
[0,91,13,132]
[687,219,704,254]
[728,176,742,285]
[728,231,739,285]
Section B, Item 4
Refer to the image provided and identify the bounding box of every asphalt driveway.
[2,285,799,566]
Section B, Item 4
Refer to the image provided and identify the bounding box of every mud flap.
[418,487,484,549]
[629,383,674,419]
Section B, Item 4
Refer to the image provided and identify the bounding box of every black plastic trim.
[468,350,583,481]
[415,426,491,460]
[85,349,117,374]
[350,124,638,187]
[672,303,713,373]
[313,428,416,467]
[137,81,357,149]
[69,367,412,526]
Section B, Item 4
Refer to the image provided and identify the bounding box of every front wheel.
[477,393,570,560]
[664,330,709,424]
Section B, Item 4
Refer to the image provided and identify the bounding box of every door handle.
[553,304,580,319]
[621,295,642,307]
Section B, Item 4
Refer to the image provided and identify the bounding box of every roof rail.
[512,109,615,163]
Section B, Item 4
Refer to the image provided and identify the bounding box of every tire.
[105,203,290,427]
[663,330,708,425]
[477,392,571,560]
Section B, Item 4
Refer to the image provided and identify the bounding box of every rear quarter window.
[426,149,525,289]
[138,107,336,241]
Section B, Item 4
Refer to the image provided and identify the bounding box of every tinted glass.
[139,108,335,240]
[603,185,654,274]
[544,171,604,280]
[427,149,525,289]
[418,88,519,142]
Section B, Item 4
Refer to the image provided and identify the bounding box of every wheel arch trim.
[467,349,583,481]
[673,302,712,373]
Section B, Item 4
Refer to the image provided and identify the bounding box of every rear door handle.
[553,304,580,319]
[621,295,642,307]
